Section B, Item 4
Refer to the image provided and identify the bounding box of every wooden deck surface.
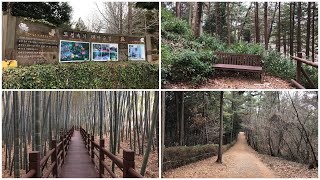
[60,130,99,178]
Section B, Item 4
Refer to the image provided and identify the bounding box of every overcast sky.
[68,1,98,22]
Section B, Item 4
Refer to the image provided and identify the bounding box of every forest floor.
[257,154,318,178]
[163,72,292,89]
[162,132,316,178]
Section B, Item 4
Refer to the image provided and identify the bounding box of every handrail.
[290,52,317,89]
[291,56,318,68]
[23,126,74,178]
[80,127,143,178]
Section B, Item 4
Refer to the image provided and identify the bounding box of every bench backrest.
[215,52,262,66]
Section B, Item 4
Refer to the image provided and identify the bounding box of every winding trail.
[163,132,276,178]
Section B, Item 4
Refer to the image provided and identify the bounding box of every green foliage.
[4,2,72,26]
[168,50,213,84]
[163,142,234,171]
[263,51,295,80]
[229,42,264,55]
[263,50,318,88]
[196,33,226,51]
[3,62,159,89]
[161,8,192,40]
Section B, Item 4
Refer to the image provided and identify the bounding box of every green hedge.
[3,62,159,89]
[163,142,235,171]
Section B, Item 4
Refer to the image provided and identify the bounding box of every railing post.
[297,52,302,83]
[99,139,105,177]
[60,134,64,165]
[123,149,135,178]
[29,151,41,177]
[64,134,67,154]
[51,140,58,177]
[91,135,94,159]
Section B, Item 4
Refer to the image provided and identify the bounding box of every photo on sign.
[92,43,118,61]
[59,40,90,62]
[128,44,145,60]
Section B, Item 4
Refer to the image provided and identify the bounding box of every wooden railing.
[80,127,143,178]
[291,52,318,89]
[22,126,74,178]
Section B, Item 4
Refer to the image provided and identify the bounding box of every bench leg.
[260,73,264,83]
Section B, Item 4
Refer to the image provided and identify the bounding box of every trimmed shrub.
[163,142,235,171]
[3,62,159,89]
[169,50,213,84]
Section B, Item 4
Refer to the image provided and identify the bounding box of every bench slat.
[213,64,262,72]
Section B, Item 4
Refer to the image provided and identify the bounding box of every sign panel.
[15,18,59,65]
[128,44,145,61]
[92,43,118,61]
[59,40,90,62]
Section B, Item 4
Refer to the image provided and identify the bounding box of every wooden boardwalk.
[60,130,99,178]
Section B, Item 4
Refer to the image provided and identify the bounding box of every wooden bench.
[212,52,264,82]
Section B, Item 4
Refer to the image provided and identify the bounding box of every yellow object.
[2,60,17,70]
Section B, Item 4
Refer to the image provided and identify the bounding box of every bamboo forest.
[162,2,318,89]
[162,91,318,178]
[2,91,159,178]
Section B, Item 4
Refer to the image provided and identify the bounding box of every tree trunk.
[215,3,219,35]
[238,3,252,42]
[264,2,268,50]
[255,2,260,43]
[179,92,184,146]
[290,3,294,56]
[192,2,198,37]
[198,2,203,37]
[283,33,287,56]
[297,3,302,56]
[140,92,158,176]
[35,91,41,176]
[188,3,192,26]
[119,3,123,34]
[306,2,311,59]
[311,2,315,62]
[277,3,281,52]
[161,92,165,175]
[13,91,20,177]
[128,2,133,34]
[216,92,224,163]
[227,3,231,47]
[176,2,181,18]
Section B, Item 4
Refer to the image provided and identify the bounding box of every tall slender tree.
[255,2,260,43]
[264,2,268,50]
[216,92,224,163]
[13,91,19,177]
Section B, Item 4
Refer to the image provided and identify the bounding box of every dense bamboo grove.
[2,91,159,178]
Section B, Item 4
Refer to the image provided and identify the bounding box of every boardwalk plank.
[60,131,99,178]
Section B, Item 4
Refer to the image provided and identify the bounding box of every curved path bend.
[163,132,276,178]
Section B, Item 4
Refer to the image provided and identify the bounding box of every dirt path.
[163,74,293,89]
[163,132,276,178]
